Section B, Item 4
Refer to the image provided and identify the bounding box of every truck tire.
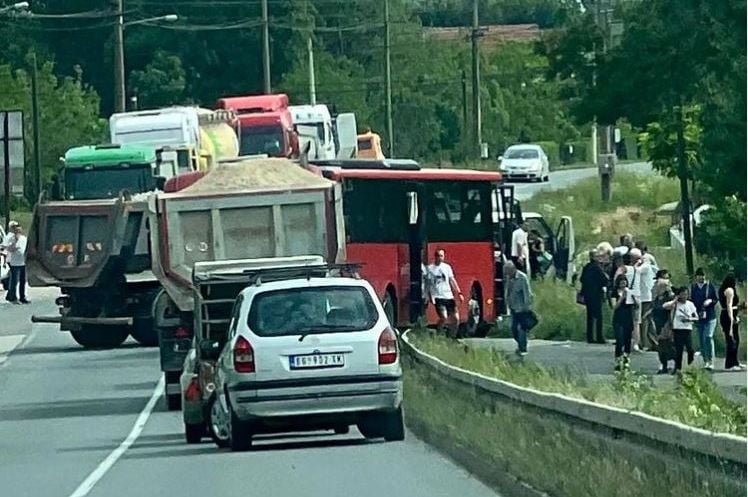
[130,319,158,347]
[70,325,129,349]
[165,371,181,411]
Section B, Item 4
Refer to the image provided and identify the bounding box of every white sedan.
[499,144,550,182]
[209,276,404,451]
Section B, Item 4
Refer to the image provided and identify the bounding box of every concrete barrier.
[402,331,747,465]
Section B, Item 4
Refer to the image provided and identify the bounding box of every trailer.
[147,157,347,409]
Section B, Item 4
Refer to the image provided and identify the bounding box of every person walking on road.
[1,221,29,305]
[612,274,634,370]
[580,249,608,344]
[623,249,642,352]
[690,268,718,371]
[425,249,464,338]
[504,261,534,356]
[663,287,698,374]
[511,221,529,273]
[636,248,656,350]
[652,273,675,374]
[719,273,744,371]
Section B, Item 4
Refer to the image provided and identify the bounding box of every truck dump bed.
[27,196,150,288]
[150,158,346,311]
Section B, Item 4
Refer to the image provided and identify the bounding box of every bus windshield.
[343,179,493,243]
[64,165,154,200]
[240,126,284,156]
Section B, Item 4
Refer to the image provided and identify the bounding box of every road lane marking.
[0,335,25,365]
[68,375,166,497]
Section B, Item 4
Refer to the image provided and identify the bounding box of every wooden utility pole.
[384,0,394,157]
[307,37,316,105]
[676,105,695,277]
[261,0,271,93]
[31,51,41,201]
[113,0,125,112]
[470,0,483,156]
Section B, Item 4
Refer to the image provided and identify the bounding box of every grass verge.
[410,333,746,436]
[404,362,745,497]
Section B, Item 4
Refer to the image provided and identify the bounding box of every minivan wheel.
[208,394,230,449]
[228,398,253,452]
[382,407,405,442]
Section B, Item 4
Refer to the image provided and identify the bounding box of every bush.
[560,140,591,164]
[536,140,560,169]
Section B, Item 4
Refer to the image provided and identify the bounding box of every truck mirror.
[155,177,166,191]
[199,339,222,360]
[407,191,418,225]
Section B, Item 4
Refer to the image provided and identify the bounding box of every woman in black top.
[612,274,634,370]
[719,273,744,371]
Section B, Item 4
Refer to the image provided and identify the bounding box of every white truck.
[289,104,358,160]
[109,107,239,177]
[147,157,348,410]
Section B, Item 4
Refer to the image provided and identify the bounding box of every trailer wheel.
[70,325,129,349]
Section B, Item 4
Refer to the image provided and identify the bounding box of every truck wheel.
[185,422,206,444]
[70,325,129,349]
[130,320,158,347]
[164,372,182,411]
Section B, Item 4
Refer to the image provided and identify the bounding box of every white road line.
[68,375,166,497]
[0,334,25,365]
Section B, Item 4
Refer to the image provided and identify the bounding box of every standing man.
[425,248,464,338]
[637,248,656,350]
[580,249,609,344]
[2,221,29,304]
[625,248,643,351]
[690,268,718,370]
[511,221,529,273]
[504,261,534,356]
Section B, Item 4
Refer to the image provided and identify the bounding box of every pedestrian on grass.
[580,249,608,344]
[2,221,29,304]
[511,221,529,273]
[608,253,625,301]
[613,234,633,257]
[425,248,464,338]
[528,230,544,280]
[504,261,534,356]
[612,274,634,370]
[718,273,744,371]
[690,268,718,371]
[652,274,675,374]
[663,287,698,374]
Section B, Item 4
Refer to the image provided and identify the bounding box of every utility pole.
[261,0,271,93]
[113,0,125,112]
[461,70,468,129]
[470,0,483,157]
[2,113,9,230]
[307,37,316,105]
[676,105,695,277]
[383,0,394,157]
[30,51,41,200]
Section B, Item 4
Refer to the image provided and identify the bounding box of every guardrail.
[402,331,747,465]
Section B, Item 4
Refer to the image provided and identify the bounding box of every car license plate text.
[290,353,345,370]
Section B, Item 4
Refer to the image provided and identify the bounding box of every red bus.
[311,159,515,336]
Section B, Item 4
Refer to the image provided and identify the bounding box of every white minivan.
[209,276,404,451]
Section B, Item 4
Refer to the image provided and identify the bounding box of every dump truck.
[110,107,239,173]
[147,157,347,409]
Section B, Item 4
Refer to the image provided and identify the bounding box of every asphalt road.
[0,289,501,497]
[512,161,651,201]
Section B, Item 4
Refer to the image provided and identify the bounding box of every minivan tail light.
[233,336,255,373]
[378,327,398,365]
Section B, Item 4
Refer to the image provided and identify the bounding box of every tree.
[0,58,106,203]
[129,51,187,109]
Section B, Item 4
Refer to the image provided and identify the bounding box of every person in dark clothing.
[719,273,744,371]
[652,271,675,374]
[580,250,609,343]
[608,254,625,302]
[528,230,544,280]
[690,268,719,370]
[612,275,634,370]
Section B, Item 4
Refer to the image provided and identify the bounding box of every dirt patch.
[183,158,333,194]
[590,207,649,237]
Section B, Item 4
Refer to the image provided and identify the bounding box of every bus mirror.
[407,191,419,225]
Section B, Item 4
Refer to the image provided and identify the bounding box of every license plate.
[290,353,345,370]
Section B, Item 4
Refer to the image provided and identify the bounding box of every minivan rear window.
[247,286,378,337]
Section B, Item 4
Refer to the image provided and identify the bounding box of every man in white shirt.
[624,248,642,351]
[663,286,699,373]
[425,248,464,338]
[511,221,530,273]
[636,249,656,350]
[2,221,29,304]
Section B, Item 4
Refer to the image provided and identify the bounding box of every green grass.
[6,210,32,230]
[410,333,747,436]
[404,364,745,497]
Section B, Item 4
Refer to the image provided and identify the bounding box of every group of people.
[579,234,744,373]
[1,221,29,305]
[510,220,552,280]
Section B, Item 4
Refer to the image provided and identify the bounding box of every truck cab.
[290,104,336,160]
[60,144,159,200]
[217,94,297,158]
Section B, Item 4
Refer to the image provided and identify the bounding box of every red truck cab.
[216,94,297,158]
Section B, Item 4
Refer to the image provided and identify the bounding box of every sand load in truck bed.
[182,158,333,194]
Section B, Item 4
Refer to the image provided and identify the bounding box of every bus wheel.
[383,290,397,327]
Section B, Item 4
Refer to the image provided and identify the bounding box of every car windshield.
[505,148,539,159]
[248,286,378,337]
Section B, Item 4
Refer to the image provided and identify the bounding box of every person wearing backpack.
[690,268,718,371]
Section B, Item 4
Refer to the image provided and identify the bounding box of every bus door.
[405,182,426,323]
[493,184,518,315]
